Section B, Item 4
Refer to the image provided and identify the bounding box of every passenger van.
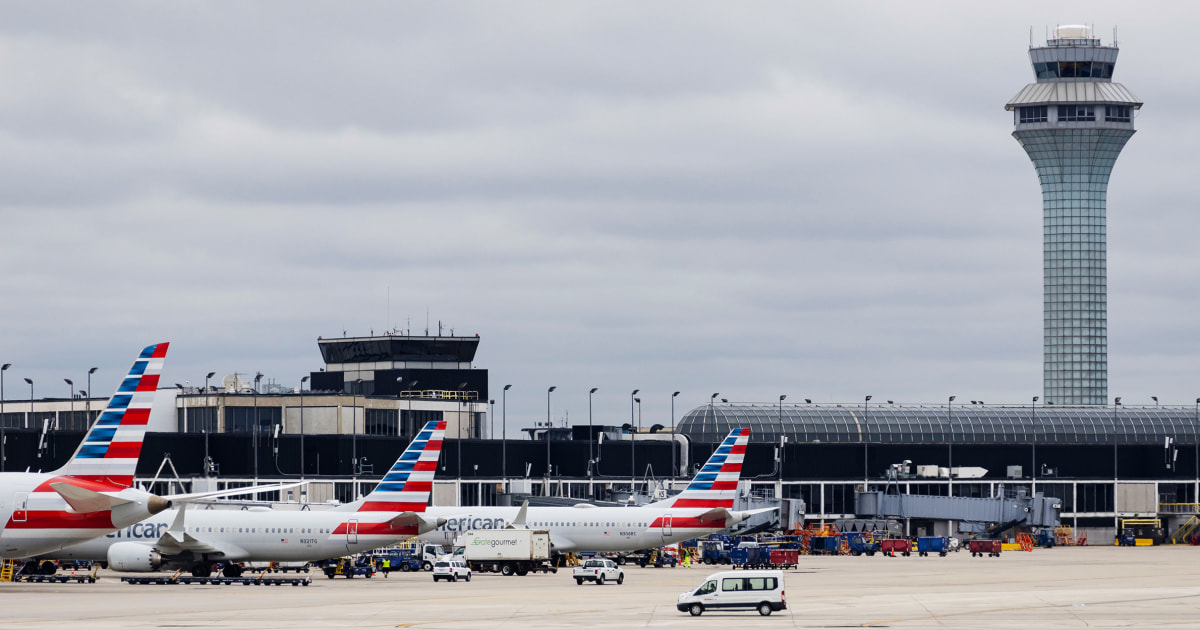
[676,569,787,616]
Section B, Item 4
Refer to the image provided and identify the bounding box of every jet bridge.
[855,488,1060,532]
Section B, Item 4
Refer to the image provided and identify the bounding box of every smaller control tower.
[1005,25,1142,406]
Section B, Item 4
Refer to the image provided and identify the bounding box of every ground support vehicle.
[969,539,1002,557]
[677,570,787,617]
[573,558,624,585]
[458,529,555,576]
[322,557,375,579]
[880,539,910,557]
[916,536,949,557]
[768,549,798,569]
[698,540,731,565]
[809,536,842,555]
[845,533,880,557]
[730,543,769,569]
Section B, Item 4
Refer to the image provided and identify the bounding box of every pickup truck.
[573,558,624,585]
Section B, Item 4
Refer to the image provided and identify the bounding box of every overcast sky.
[2,1,1198,434]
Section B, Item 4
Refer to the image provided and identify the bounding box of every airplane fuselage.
[420,504,736,553]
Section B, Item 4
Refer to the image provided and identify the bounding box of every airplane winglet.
[164,503,188,544]
[508,500,530,529]
[50,482,133,514]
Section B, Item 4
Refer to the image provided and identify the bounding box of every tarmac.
[4,546,1200,628]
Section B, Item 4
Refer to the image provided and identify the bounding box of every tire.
[758,602,773,616]
[704,558,713,565]
[617,573,624,585]
[464,574,471,582]
[576,578,584,585]
[449,575,456,582]
[192,564,212,578]
[400,563,410,572]
[596,574,604,585]
[422,561,433,572]
[327,573,335,579]
[433,576,439,582]
[689,604,703,617]
[39,561,57,575]
[501,563,515,577]
[516,568,529,576]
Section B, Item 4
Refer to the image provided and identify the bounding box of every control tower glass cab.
[1005,25,1142,406]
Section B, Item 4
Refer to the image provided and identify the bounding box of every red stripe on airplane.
[425,440,442,451]
[5,511,115,529]
[122,409,151,425]
[709,481,738,490]
[435,422,447,430]
[356,501,429,512]
[671,498,734,509]
[136,375,161,391]
[413,461,437,471]
[105,442,143,459]
[401,481,432,492]
[332,522,419,536]
[729,445,746,454]
[151,343,170,358]
[31,476,130,493]
[650,517,726,529]
[720,463,743,473]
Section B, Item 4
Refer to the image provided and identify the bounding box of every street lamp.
[947,395,956,493]
[1032,395,1039,481]
[64,379,74,430]
[863,395,870,481]
[546,386,557,477]
[502,384,511,485]
[671,391,680,480]
[630,389,640,487]
[24,378,33,428]
[0,363,8,471]
[588,388,598,479]
[1152,396,1160,407]
[253,372,263,480]
[300,375,309,476]
[1113,396,1121,483]
[407,379,419,437]
[86,367,98,427]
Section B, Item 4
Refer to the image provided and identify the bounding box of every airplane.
[419,427,773,553]
[49,420,449,577]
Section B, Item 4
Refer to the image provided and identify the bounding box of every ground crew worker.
[382,557,391,577]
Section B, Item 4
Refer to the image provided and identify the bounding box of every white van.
[676,570,787,616]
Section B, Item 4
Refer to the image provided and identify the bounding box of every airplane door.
[346,519,359,545]
[13,493,27,523]
[661,515,672,541]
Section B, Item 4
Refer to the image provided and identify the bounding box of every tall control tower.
[1006,25,1142,406]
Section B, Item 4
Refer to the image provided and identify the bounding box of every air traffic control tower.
[1006,25,1141,406]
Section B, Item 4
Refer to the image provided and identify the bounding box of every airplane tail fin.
[656,427,749,510]
[53,342,169,487]
[355,420,446,512]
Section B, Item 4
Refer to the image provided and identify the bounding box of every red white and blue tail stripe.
[668,427,748,510]
[54,342,169,487]
[357,420,446,513]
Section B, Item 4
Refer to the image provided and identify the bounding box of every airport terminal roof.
[678,403,1200,446]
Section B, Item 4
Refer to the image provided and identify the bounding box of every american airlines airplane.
[50,420,449,577]
[420,427,770,552]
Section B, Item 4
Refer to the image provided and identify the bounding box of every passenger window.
[696,580,717,595]
[722,578,743,591]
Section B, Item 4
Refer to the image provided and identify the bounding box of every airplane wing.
[153,505,231,556]
[50,482,134,513]
[163,481,309,503]
[386,512,446,534]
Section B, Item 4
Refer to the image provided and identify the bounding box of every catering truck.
[456,529,555,576]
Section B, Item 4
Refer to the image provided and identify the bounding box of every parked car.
[573,558,624,585]
[432,558,472,582]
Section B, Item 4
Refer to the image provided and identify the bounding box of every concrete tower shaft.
[1005,25,1142,406]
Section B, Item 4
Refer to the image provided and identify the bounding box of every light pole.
[1152,396,1160,407]
[64,379,74,430]
[86,367,97,427]
[407,379,419,436]
[630,389,640,487]
[588,388,598,478]
[300,375,309,477]
[546,386,556,477]
[1031,395,1039,482]
[947,395,956,495]
[863,395,870,481]
[24,378,33,429]
[780,394,789,488]
[502,384,511,485]
[671,391,680,480]
[354,378,363,482]
[1,363,8,470]
[253,372,263,480]
[489,399,495,440]
[1113,396,1121,531]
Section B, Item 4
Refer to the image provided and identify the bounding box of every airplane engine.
[107,542,163,572]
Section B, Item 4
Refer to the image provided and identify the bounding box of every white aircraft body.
[420,428,770,552]
[0,343,184,559]
[50,421,448,577]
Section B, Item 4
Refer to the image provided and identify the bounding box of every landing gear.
[39,561,58,575]
[222,564,243,578]
[191,563,212,578]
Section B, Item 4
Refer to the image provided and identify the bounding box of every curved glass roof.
[678,404,1200,446]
